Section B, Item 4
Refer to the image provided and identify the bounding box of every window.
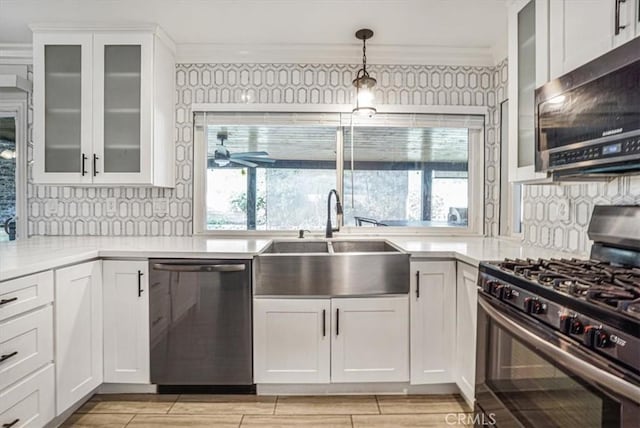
[343,119,475,228]
[194,111,484,234]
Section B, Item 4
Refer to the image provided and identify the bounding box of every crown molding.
[176,42,497,67]
[29,21,160,32]
[0,40,500,67]
[0,44,33,65]
[28,22,176,53]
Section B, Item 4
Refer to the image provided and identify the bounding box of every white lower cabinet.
[253,299,330,384]
[55,261,103,415]
[0,271,54,322]
[331,296,409,383]
[455,262,478,404]
[0,306,53,391]
[253,296,409,384]
[410,261,456,384]
[103,261,150,384]
[0,364,55,428]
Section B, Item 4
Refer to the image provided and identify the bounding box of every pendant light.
[352,29,377,117]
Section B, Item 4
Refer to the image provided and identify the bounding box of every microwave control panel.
[550,137,640,167]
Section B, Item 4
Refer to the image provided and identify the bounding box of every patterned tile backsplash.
[522,176,640,255]
[23,59,640,254]
[27,61,508,237]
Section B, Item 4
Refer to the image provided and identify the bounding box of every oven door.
[475,294,640,428]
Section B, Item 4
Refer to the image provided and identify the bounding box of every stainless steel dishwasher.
[149,259,253,392]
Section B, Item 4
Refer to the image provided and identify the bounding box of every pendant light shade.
[352,29,376,117]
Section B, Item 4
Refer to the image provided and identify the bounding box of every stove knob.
[524,297,545,314]
[559,315,573,334]
[501,286,513,300]
[483,280,499,294]
[570,319,584,335]
[583,326,597,347]
[491,284,506,299]
[595,330,612,348]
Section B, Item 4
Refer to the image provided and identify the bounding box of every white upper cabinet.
[410,261,456,385]
[32,25,175,187]
[549,0,639,79]
[93,34,153,184]
[637,0,640,36]
[33,32,93,184]
[508,0,550,183]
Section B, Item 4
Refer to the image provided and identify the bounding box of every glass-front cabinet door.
[92,33,152,184]
[507,0,549,183]
[33,33,93,184]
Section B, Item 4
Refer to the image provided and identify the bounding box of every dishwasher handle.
[152,263,246,273]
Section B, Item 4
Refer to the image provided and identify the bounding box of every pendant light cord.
[361,38,367,75]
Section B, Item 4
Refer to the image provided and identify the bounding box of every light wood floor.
[63,394,473,427]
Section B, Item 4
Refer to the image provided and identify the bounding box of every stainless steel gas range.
[475,205,640,428]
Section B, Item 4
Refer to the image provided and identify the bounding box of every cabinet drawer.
[0,364,55,428]
[0,305,54,391]
[0,271,54,322]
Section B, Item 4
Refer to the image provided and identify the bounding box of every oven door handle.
[479,297,640,403]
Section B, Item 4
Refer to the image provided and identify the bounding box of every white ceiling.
[0,0,508,65]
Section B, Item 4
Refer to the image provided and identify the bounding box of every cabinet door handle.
[336,308,340,336]
[81,153,88,176]
[138,270,144,297]
[0,351,18,363]
[0,297,18,306]
[2,419,20,428]
[615,0,627,35]
[416,270,420,299]
[322,309,326,337]
[93,154,99,176]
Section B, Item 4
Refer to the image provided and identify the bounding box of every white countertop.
[0,235,578,282]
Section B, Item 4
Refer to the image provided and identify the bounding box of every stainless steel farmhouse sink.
[261,240,329,254]
[254,240,409,296]
[329,240,398,253]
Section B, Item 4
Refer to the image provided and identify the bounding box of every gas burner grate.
[495,257,640,317]
[618,298,640,320]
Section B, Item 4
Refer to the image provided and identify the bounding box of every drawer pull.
[0,351,18,363]
[0,297,18,306]
[2,419,19,428]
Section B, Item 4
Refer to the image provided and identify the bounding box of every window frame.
[192,104,487,237]
[498,99,524,238]
[0,99,28,240]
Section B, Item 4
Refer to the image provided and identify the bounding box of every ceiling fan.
[212,131,275,168]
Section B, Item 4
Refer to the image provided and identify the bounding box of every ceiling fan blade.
[230,151,269,157]
[238,156,276,163]
[231,158,259,168]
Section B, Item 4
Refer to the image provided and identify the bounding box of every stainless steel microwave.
[535,37,640,178]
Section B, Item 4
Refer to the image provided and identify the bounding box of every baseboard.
[45,386,99,428]
[256,382,460,395]
[97,383,157,394]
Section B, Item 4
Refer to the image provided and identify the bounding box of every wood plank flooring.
[64,394,472,427]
